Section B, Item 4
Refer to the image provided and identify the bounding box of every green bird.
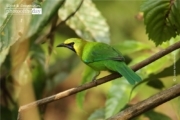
[57,38,141,85]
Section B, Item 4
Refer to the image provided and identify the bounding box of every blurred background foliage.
[0,0,180,120]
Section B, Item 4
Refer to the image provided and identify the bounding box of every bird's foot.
[91,71,100,86]
[92,79,98,86]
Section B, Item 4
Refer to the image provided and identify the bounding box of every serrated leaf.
[88,108,105,120]
[141,0,168,15]
[147,78,164,90]
[141,0,180,45]
[144,2,169,25]
[105,79,132,118]
[26,0,65,38]
[144,110,171,120]
[58,0,110,44]
[147,14,164,35]
[146,13,164,34]
[168,0,180,34]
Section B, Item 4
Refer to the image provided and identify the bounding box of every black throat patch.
[66,42,76,53]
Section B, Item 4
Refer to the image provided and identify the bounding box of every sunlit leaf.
[143,55,170,74]
[148,58,180,79]
[0,1,31,64]
[115,40,151,54]
[0,14,16,52]
[159,36,180,48]
[0,0,15,26]
[171,97,180,119]
[58,0,110,44]
[76,66,97,108]
[105,79,132,118]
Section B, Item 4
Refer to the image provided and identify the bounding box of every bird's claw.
[92,79,97,86]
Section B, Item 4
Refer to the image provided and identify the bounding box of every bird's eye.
[68,42,74,46]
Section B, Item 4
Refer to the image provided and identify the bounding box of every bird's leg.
[92,71,100,85]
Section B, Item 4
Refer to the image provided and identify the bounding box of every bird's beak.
[57,43,76,52]
[57,43,67,47]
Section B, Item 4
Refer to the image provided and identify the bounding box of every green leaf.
[115,40,151,54]
[171,96,180,119]
[76,90,87,109]
[76,66,98,108]
[0,0,15,26]
[147,57,180,79]
[168,0,180,34]
[0,0,31,64]
[26,0,65,38]
[58,0,110,43]
[30,45,46,99]
[146,78,164,90]
[0,14,29,66]
[88,108,105,120]
[143,55,170,74]
[141,0,180,45]
[105,79,132,118]
[129,57,180,99]
[0,13,14,52]
[144,110,171,120]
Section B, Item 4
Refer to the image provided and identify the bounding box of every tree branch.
[18,41,180,119]
[46,0,84,39]
[36,0,84,44]
[54,0,84,28]
[108,83,180,120]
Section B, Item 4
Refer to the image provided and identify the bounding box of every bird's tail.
[106,61,141,85]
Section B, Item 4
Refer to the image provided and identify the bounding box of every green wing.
[82,42,124,63]
[104,61,141,84]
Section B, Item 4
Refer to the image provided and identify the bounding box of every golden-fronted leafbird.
[57,38,141,85]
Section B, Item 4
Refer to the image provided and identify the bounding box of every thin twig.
[108,84,180,120]
[36,0,84,44]
[18,41,180,116]
[46,0,84,39]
